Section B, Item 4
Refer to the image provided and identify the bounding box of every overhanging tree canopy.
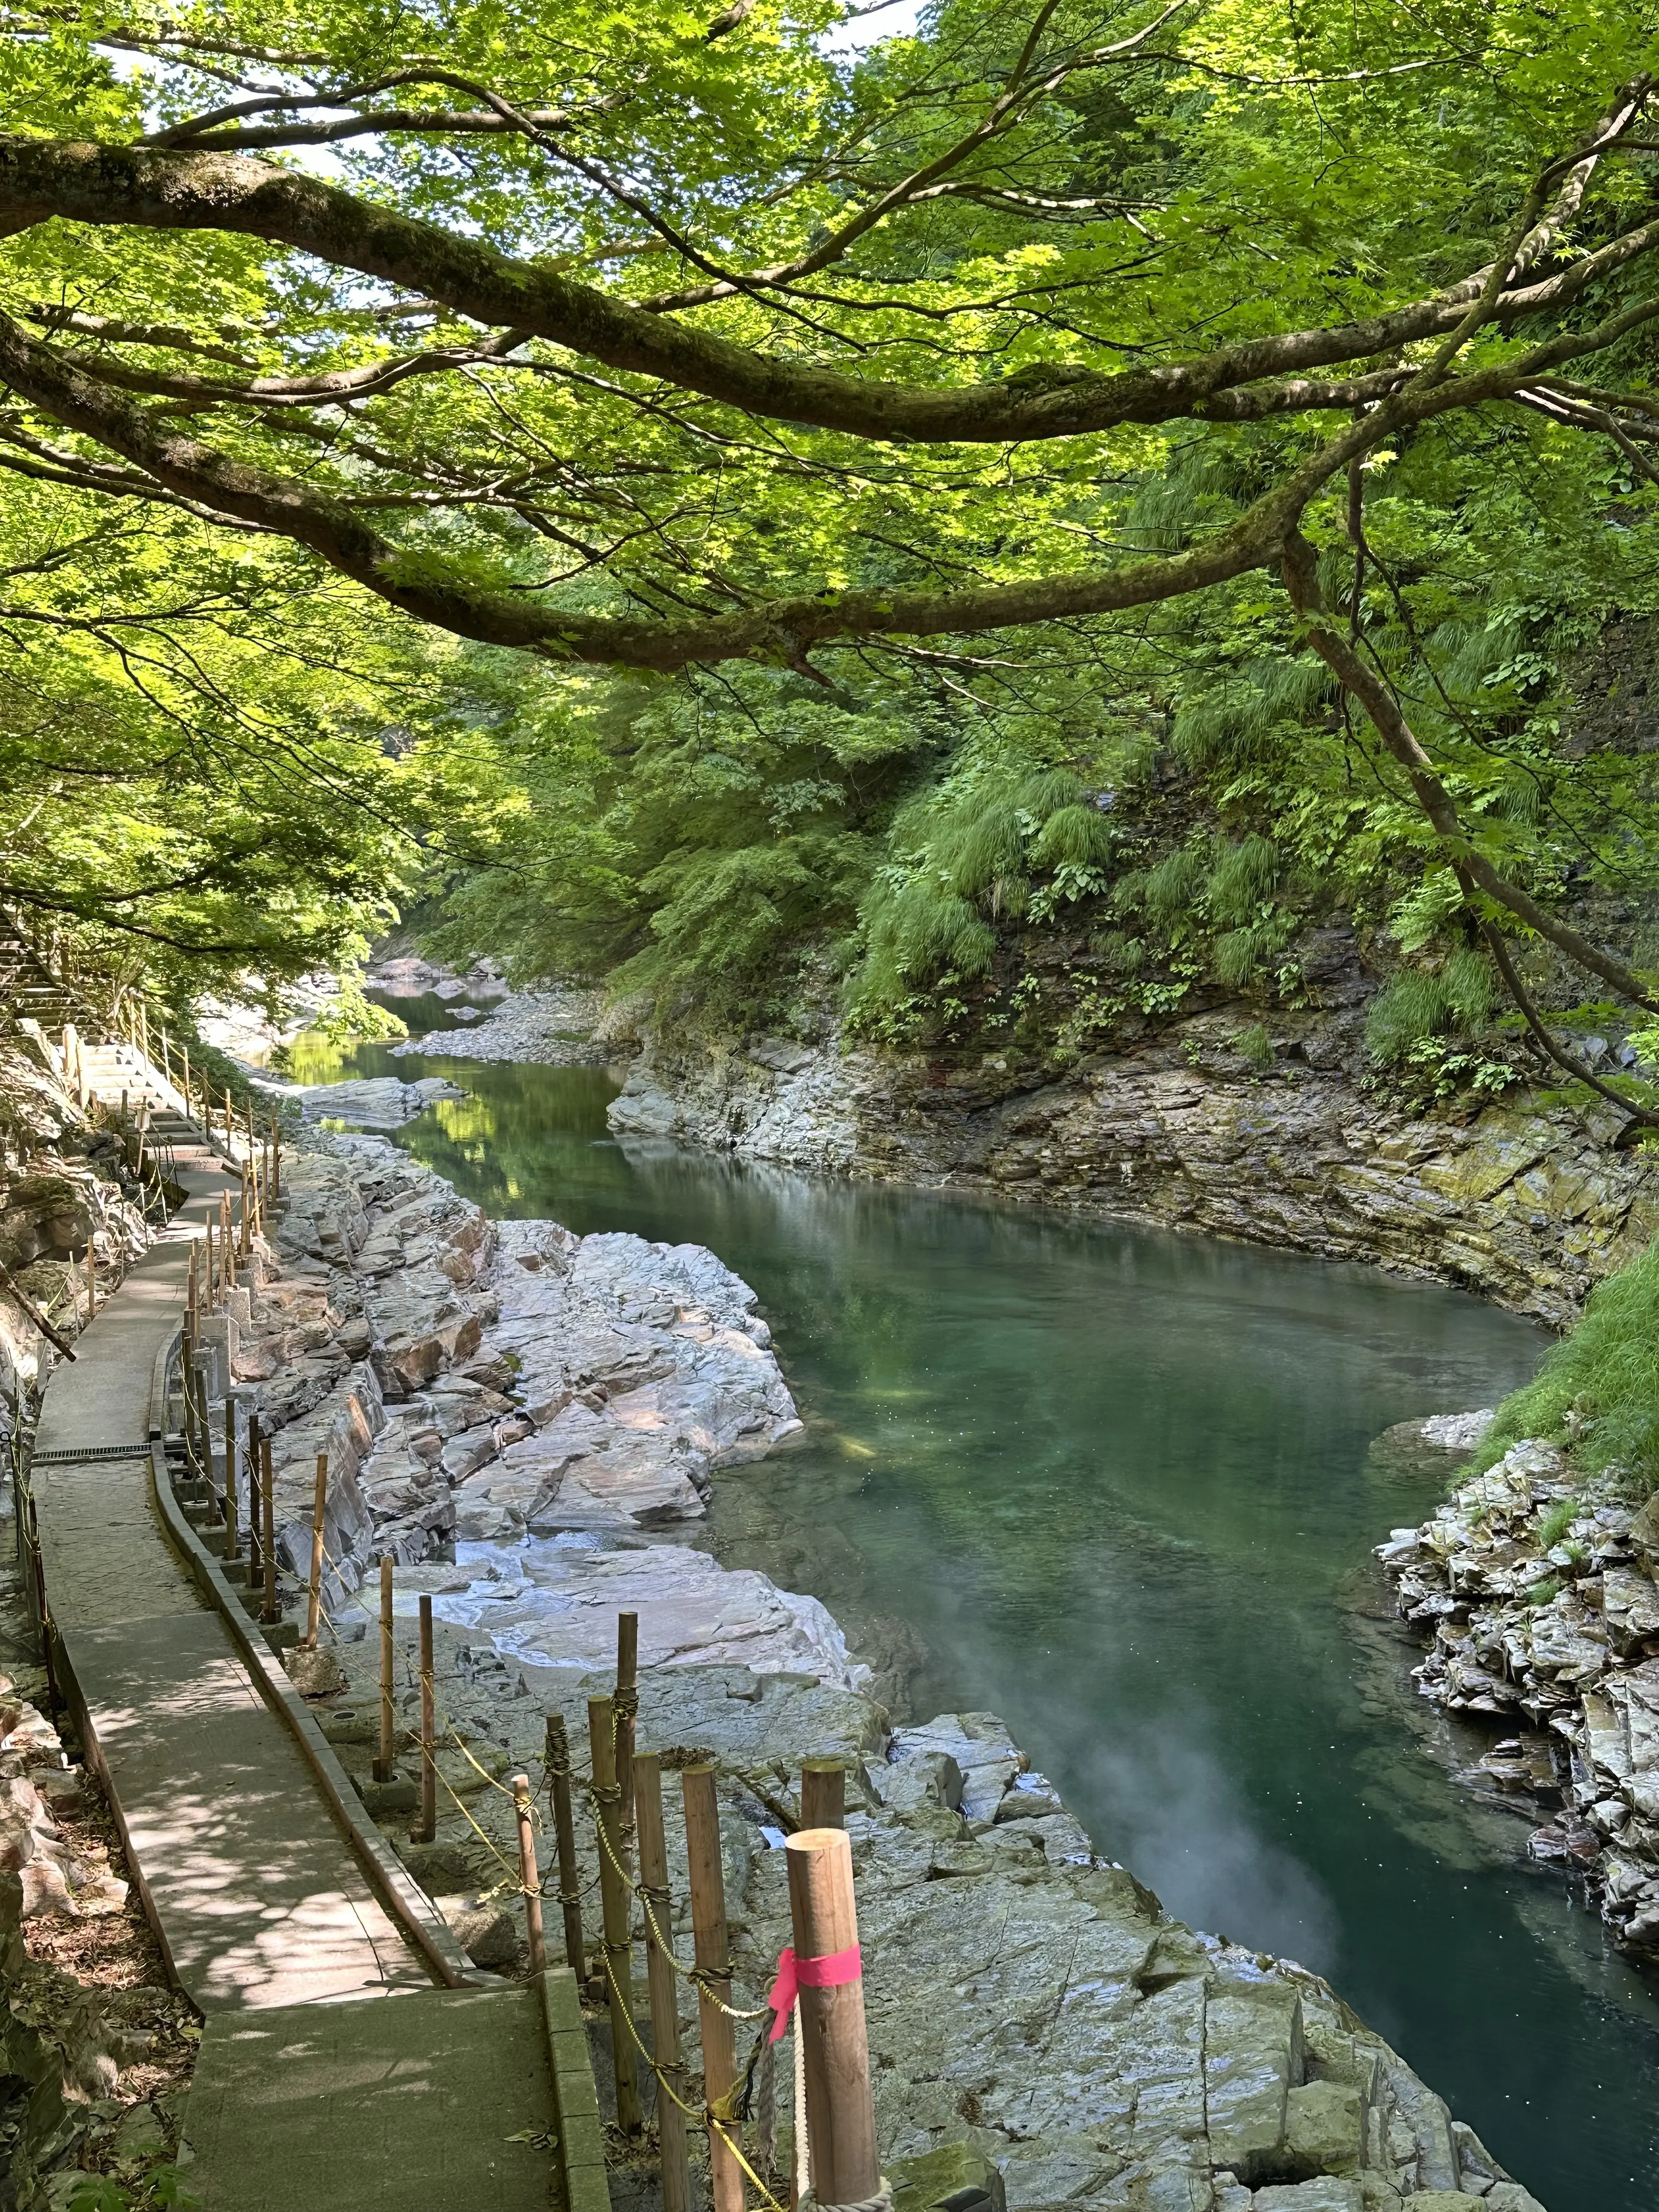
[5,0,1659,1079]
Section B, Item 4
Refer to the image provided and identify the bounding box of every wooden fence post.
[304,1452,328,1649]
[545,1713,584,1973]
[259,1435,278,1624]
[513,1774,547,1973]
[800,1761,845,1831]
[616,1610,639,1869]
[222,1398,238,1561]
[785,1827,878,2210]
[588,1695,642,2136]
[413,1595,436,1844]
[247,1417,263,1584]
[634,1752,692,2212]
[682,1762,744,2212]
[375,1557,395,1784]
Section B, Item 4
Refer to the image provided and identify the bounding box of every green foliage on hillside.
[5,0,1659,1091]
[1478,1241,1659,1492]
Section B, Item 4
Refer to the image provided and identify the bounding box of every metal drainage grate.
[31,1444,153,1466]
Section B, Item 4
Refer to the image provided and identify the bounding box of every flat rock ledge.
[1381,1419,1659,1973]
[296,1074,466,1127]
[225,1134,1545,2211]
[387,984,610,1066]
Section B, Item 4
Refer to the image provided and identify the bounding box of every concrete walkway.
[33,1137,430,2008]
[27,1094,600,2209]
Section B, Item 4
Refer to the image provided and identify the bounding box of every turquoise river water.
[292,1009,1659,2210]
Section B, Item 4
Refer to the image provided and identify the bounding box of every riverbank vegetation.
[6,0,1659,1124]
[1480,1237,1659,1489]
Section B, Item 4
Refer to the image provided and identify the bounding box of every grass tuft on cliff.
[1475,1240,1659,1493]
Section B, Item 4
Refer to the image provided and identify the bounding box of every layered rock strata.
[1381,1429,1659,1967]
[608,1026,1659,1327]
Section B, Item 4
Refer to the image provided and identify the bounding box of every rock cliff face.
[0,1033,152,1417]
[610,1019,1659,1328]
[1382,1427,1659,1969]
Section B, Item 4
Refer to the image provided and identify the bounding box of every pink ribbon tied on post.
[765,1942,862,2041]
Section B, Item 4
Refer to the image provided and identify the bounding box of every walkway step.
[183,1981,566,2210]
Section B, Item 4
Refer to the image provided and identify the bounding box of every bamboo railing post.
[180,1043,190,1119]
[588,1695,642,2136]
[374,1556,395,1783]
[413,1595,436,1844]
[303,1452,328,1649]
[616,1610,639,1870]
[239,1163,251,1259]
[785,1829,878,2209]
[801,1761,845,1831]
[634,1752,692,2212]
[205,1215,217,1307]
[513,1773,546,1973]
[545,1713,584,1972]
[259,1436,278,1623]
[272,1116,281,1204]
[222,1194,236,1293]
[224,1086,234,1157]
[682,1762,744,2212]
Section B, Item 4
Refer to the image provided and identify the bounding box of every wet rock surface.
[224,1130,1551,2208]
[608,1027,1659,1327]
[296,1074,466,1127]
[387,982,610,1065]
[1380,1421,1659,1976]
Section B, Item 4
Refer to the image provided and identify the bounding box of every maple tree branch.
[1281,531,1659,1012]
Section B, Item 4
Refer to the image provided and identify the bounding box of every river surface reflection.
[290,1022,1659,2209]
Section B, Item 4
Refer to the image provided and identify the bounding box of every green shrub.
[1234,1022,1275,1070]
[1206,834,1280,925]
[1365,945,1495,1063]
[1142,844,1207,927]
[1476,1237,1659,1491]
[1536,1497,1577,1548]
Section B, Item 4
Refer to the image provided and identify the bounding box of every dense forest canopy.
[6,0,1659,1105]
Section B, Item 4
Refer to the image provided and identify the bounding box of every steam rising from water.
[1051,1700,1340,1973]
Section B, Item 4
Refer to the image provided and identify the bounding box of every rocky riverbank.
[211,1125,1549,2209]
[607,1022,1658,1330]
[0,1031,154,1415]
[1379,1421,1659,1971]
[385,979,610,1066]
